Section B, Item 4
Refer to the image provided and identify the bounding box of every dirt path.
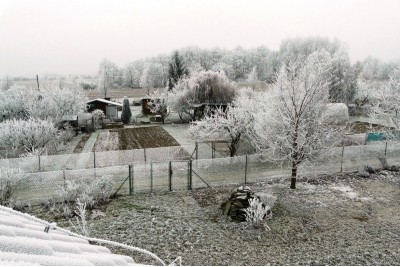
[74,131,99,169]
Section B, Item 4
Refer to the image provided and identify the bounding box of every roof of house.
[0,206,138,266]
[87,99,123,107]
[61,115,78,121]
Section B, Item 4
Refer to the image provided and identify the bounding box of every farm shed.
[87,98,123,120]
[324,103,349,123]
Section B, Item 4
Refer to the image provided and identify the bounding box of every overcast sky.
[1,0,400,77]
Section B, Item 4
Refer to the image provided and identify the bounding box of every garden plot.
[94,126,180,151]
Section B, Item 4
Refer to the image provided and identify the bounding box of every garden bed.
[92,126,181,151]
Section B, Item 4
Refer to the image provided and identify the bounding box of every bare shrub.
[245,197,271,230]
[0,167,24,205]
[69,199,91,236]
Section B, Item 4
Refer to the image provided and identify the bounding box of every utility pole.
[36,75,40,91]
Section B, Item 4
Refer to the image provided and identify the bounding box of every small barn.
[87,99,123,120]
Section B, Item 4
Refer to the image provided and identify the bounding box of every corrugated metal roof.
[0,206,139,266]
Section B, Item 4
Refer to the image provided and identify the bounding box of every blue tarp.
[367,131,400,142]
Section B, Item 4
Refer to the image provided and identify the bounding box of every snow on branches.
[170,70,237,121]
[369,68,400,132]
[249,51,343,189]
[188,94,254,157]
[0,117,61,154]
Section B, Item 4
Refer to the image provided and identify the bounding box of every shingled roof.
[0,206,138,266]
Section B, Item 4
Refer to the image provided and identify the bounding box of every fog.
[1,0,399,76]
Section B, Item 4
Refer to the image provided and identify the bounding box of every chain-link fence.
[0,146,190,172]
[6,141,399,204]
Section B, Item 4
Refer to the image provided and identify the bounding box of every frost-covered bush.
[0,167,24,205]
[0,117,60,154]
[92,109,105,128]
[245,197,271,229]
[82,175,114,208]
[58,175,114,210]
[0,85,26,122]
[170,70,237,120]
[70,199,91,236]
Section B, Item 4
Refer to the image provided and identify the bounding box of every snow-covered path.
[74,131,99,169]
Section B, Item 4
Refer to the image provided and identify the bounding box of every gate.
[168,160,192,191]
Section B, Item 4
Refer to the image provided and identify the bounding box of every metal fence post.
[128,165,132,195]
[195,142,198,160]
[245,154,248,184]
[93,151,96,168]
[63,169,66,190]
[150,163,153,193]
[384,141,388,159]
[340,145,345,173]
[144,148,147,163]
[169,161,172,191]
[188,160,192,190]
[38,154,41,172]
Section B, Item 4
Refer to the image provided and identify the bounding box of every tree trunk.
[229,134,241,157]
[229,145,237,157]
[290,161,297,189]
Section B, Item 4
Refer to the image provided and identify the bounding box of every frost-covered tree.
[0,85,86,125]
[250,51,342,189]
[370,69,400,132]
[0,117,61,154]
[0,85,26,122]
[170,70,237,120]
[24,86,87,126]
[123,61,144,88]
[211,63,235,80]
[167,51,189,90]
[149,90,170,124]
[278,37,356,103]
[188,95,253,157]
[121,97,132,124]
[247,66,259,90]
[97,59,121,98]
[140,63,166,94]
[97,68,111,99]
[0,75,14,91]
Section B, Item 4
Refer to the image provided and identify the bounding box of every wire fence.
[6,141,400,204]
[0,146,190,172]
